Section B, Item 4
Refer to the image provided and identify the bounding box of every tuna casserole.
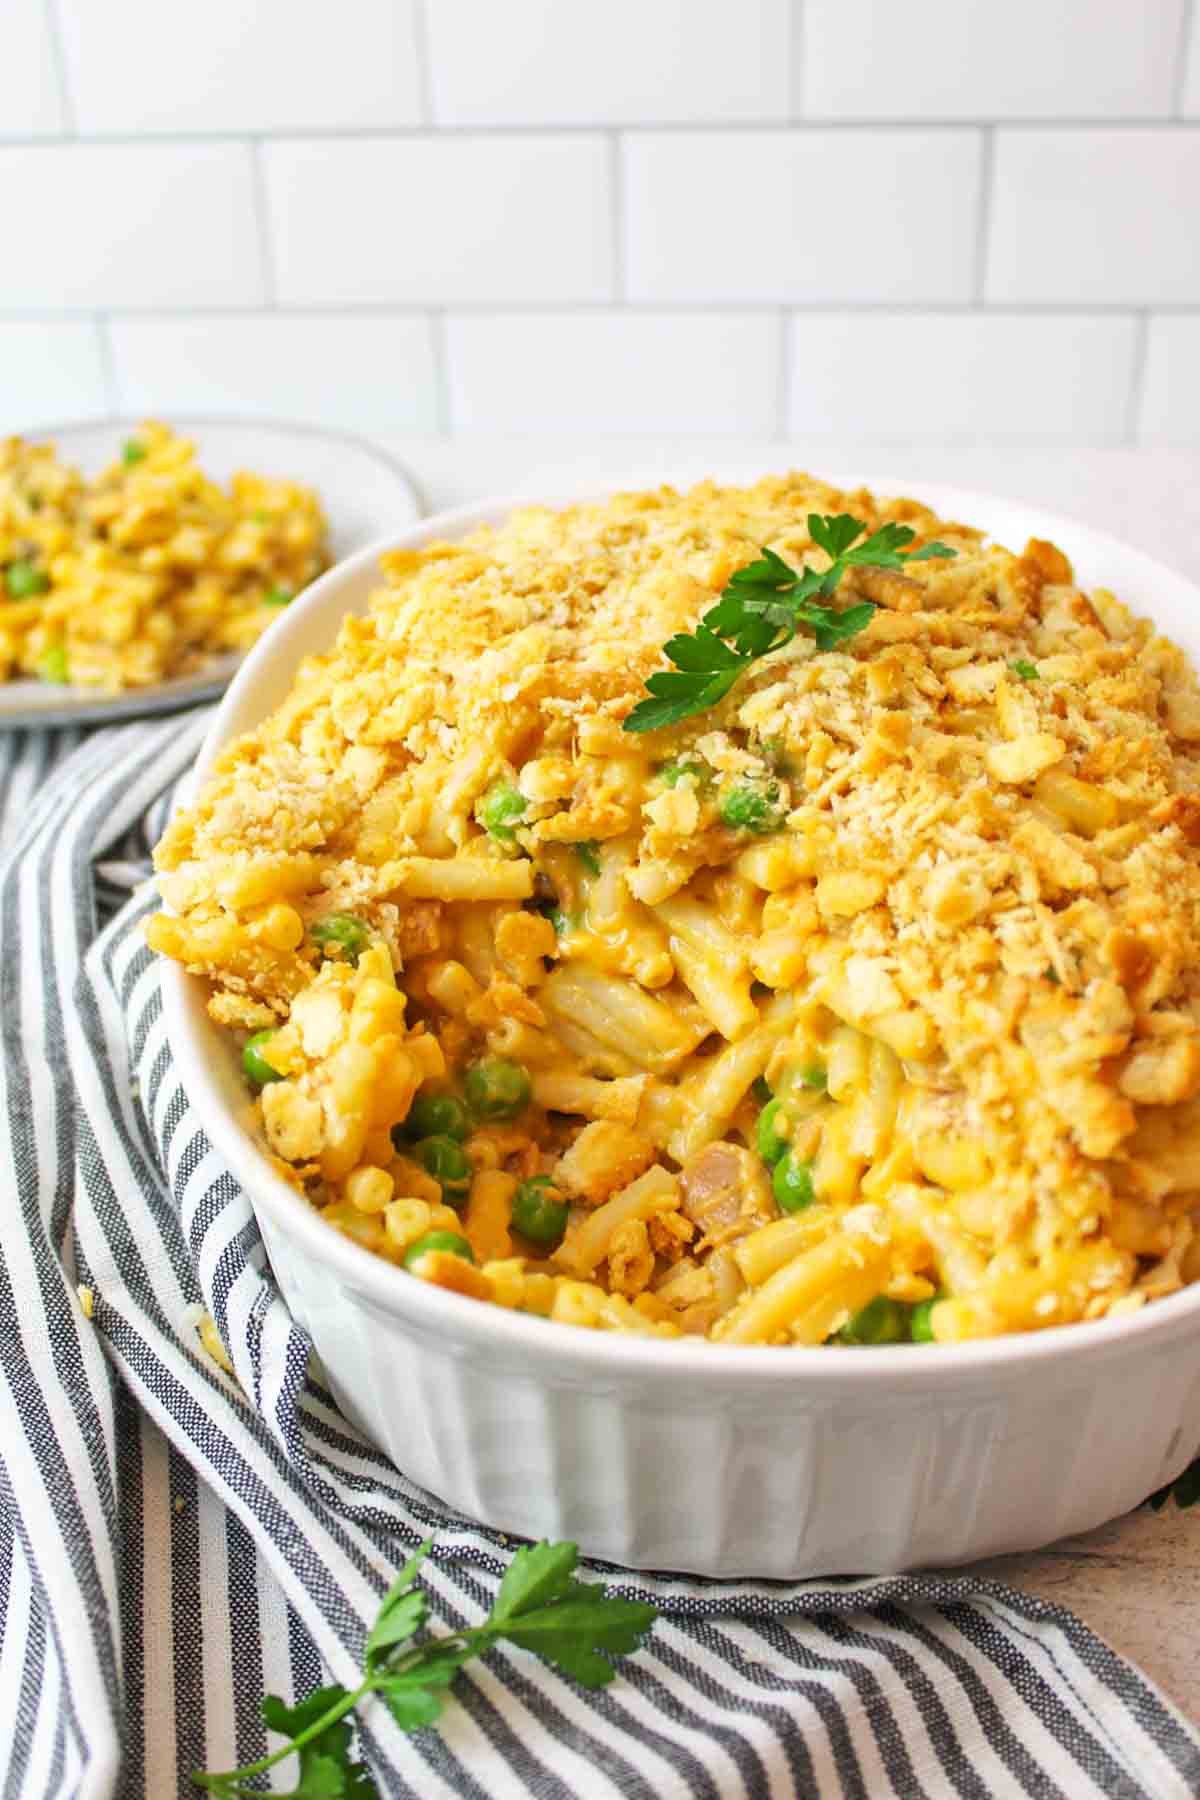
[149,473,1200,1348]
[0,422,328,690]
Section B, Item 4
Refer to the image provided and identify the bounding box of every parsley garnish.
[194,1539,656,1798]
[623,514,956,734]
[1010,659,1039,681]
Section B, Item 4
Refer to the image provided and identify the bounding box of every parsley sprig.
[194,1539,656,1799]
[623,513,957,734]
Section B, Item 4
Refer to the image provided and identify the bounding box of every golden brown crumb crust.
[149,472,1200,1339]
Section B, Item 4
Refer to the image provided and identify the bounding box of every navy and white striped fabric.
[2,713,1200,1800]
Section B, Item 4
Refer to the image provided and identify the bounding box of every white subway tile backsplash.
[426,0,789,126]
[0,2,64,137]
[786,312,1137,443]
[0,1,1197,445]
[0,323,108,431]
[264,136,612,306]
[987,129,1200,304]
[1184,16,1200,114]
[1138,316,1200,444]
[624,131,980,303]
[801,0,1185,121]
[446,311,778,433]
[109,315,440,435]
[0,144,263,309]
[55,0,422,134]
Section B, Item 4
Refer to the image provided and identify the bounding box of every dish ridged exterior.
[259,1208,1200,1577]
[170,472,1200,1581]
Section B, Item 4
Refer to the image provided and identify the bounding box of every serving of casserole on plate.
[0,416,419,728]
[0,419,330,691]
[150,469,1200,1350]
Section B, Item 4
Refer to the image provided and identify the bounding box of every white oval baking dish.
[161,467,1200,1578]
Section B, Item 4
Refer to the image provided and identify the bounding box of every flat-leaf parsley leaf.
[194,1539,657,1799]
[623,514,956,733]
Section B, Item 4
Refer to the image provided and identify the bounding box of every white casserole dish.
[161,467,1200,1577]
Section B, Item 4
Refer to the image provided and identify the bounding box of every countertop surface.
[373,438,1200,1724]
[382,439,1200,583]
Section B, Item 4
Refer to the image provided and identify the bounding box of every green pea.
[38,645,68,684]
[837,1296,910,1346]
[573,840,602,876]
[413,1135,472,1205]
[541,891,583,934]
[121,438,147,465]
[772,1150,815,1214]
[511,1174,569,1247]
[776,1061,827,1104]
[718,780,783,835]
[310,913,370,964]
[5,559,50,599]
[405,1091,469,1142]
[477,780,526,843]
[910,1297,941,1343]
[658,756,711,788]
[263,584,293,606]
[403,1230,474,1271]
[243,1030,284,1087]
[464,1056,531,1121]
[756,1098,789,1167]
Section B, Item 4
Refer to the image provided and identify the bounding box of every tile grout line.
[1174,0,1197,116]
[789,0,805,122]
[609,132,625,303]
[1124,311,1151,446]
[429,311,452,435]
[249,139,277,309]
[41,0,77,134]
[776,309,793,441]
[410,0,437,127]
[4,302,1198,322]
[5,119,1200,148]
[972,127,995,304]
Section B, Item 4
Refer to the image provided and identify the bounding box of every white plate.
[0,415,421,729]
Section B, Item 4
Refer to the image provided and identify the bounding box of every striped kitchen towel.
[1,712,1199,1800]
